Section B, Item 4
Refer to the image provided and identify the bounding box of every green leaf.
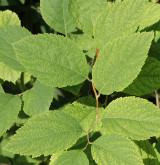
[5,111,83,157]
[124,57,160,96]
[63,83,83,95]
[0,62,21,82]
[136,140,159,165]
[92,33,153,95]
[13,34,89,88]
[0,26,31,71]
[0,10,20,27]
[0,93,21,137]
[71,0,106,36]
[40,0,76,34]
[62,97,103,133]
[95,0,160,47]
[23,81,54,116]
[0,85,4,93]
[92,135,143,165]
[50,150,89,165]
[102,97,160,140]
[71,34,96,58]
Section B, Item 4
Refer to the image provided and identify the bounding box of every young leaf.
[13,34,89,88]
[91,135,143,165]
[0,10,20,27]
[23,81,54,116]
[92,33,153,95]
[50,150,89,165]
[0,26,31,71]
[0,93,21,137]
[40,0,76,35]
[124,57,160,96]
[102,97,160,140]
[5,111,83,157]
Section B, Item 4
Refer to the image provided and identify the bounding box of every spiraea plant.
[1,0,160,164]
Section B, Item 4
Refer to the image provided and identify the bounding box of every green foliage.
[13,34,89,87]
[5,111,83,157]
[102,97,160,140]
[92,33,153,95]
[50,150,89,165]
[22,81,54,116]
[125,57,160,96]
[0,10,20,27]
[0,93,21,136]
[40,0,76,35]
[0,0,160,164]
[92,135,143,165]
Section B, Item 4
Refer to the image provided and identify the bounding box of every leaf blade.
[5,111,83,157]
[102,97,160,140]
[13,34,89,88]
[92,135,143,165]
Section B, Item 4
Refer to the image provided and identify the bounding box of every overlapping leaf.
[0,93,21,137]
[0,62,21,82]
[0,26,31,71]
[5,111,83,157]
[124,57,160,96]
[23,81,54,116]
[13,34,89,88]
[71,0,106,36]
[95,0,160,47]
[0,10,20,27]
[92,33,153,95]
[40,0,76,34]
[136,140,159,165]
[92,135,143,165]
[62,97,103,133]
[50,150,89,165]
[102,97,160,140]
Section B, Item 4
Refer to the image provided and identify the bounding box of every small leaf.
[50,150,89,165]
[102,97,160,140]
[40,0,76,34]
[92,33,153,95]
[13,34,89,88]
[5,111,83,157]
[23,81,54,116]
[124,57,160,96]
[0,93,21,137]
[0,10,20,27]
[92,135,143,165]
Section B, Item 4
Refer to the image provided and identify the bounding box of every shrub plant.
[1,0,160,164]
